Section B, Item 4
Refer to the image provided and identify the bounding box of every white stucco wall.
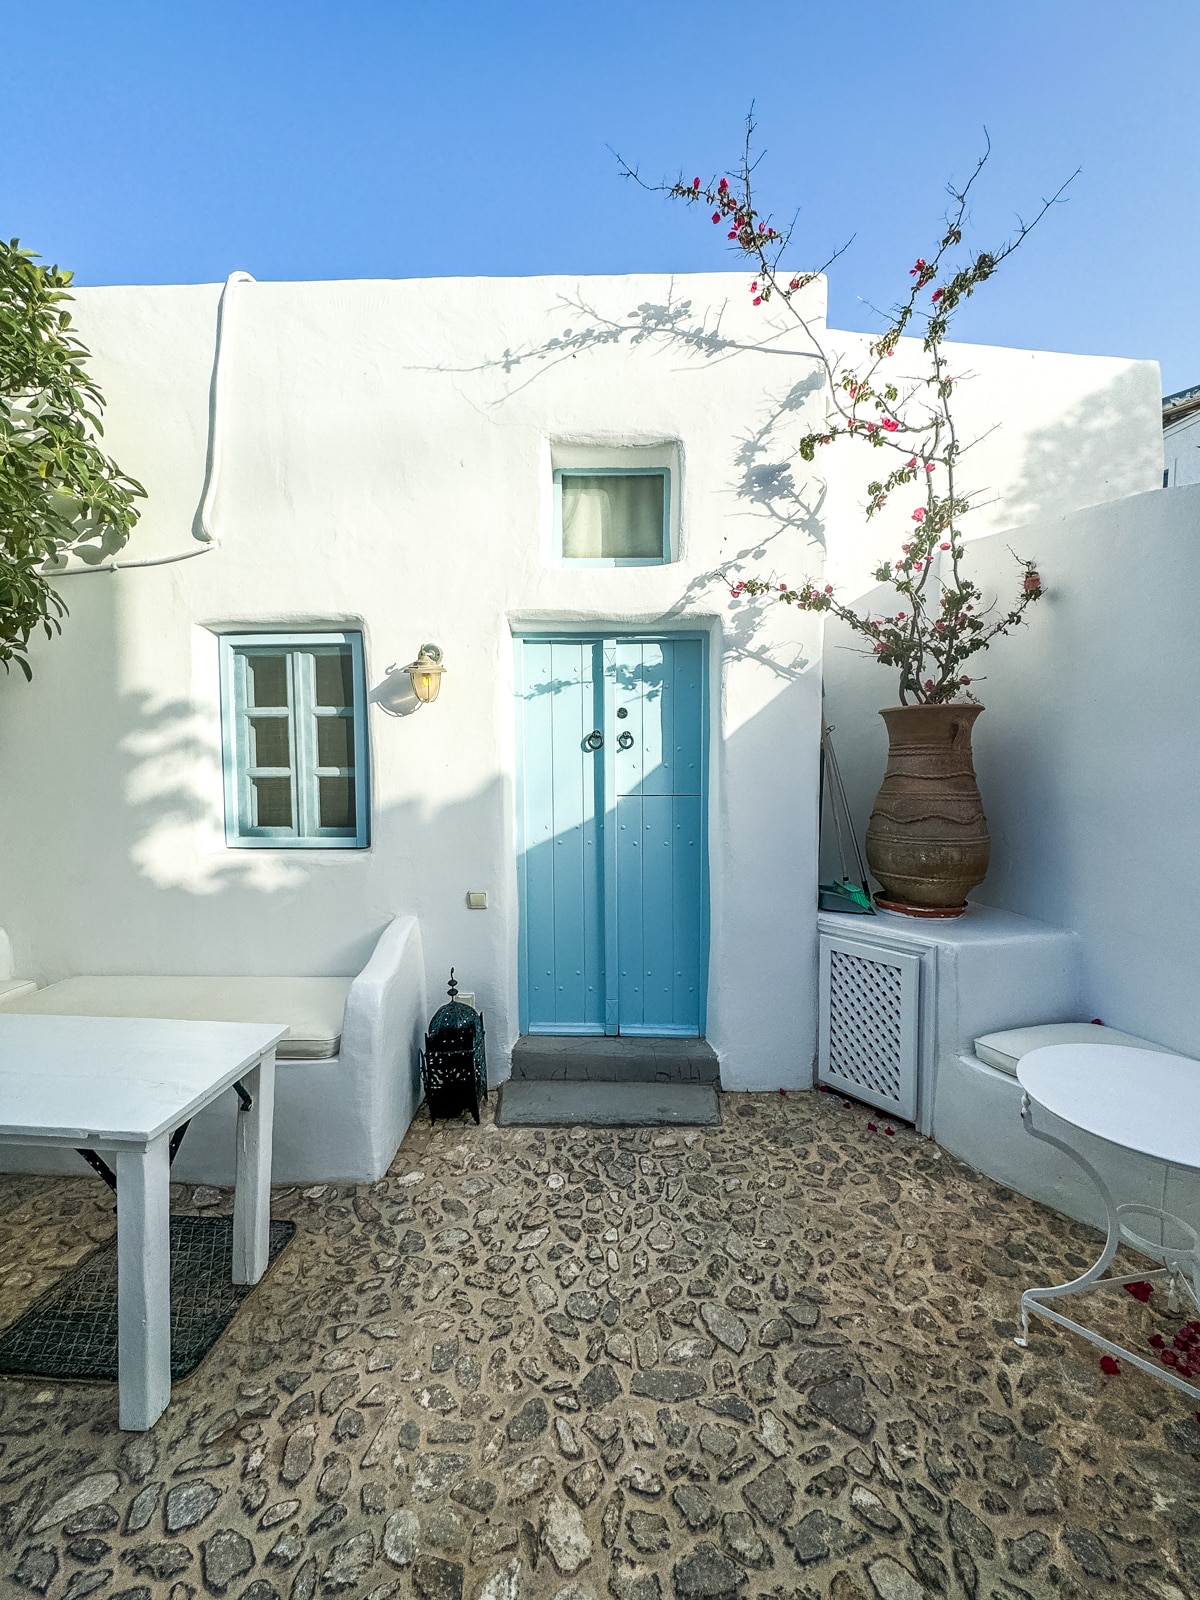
[819,332,1163,599]
[0,270,1166,1105]
[822,484,1200,1060]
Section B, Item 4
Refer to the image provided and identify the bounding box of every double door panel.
[517,637,705,1036]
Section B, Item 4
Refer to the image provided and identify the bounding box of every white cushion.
[0,979,37,1008]
[975,1021,1179,1077]
[3,976,352,1060]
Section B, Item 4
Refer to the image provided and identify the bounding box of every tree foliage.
[0,239,144,679]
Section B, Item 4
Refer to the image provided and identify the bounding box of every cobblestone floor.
[2,1091,1199,1600]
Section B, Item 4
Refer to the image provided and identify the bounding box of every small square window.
[219,633,370,848]
[555,470,669,564]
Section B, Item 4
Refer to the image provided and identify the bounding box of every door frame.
[514,629,710,1038]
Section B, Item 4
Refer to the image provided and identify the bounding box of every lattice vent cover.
[818,936,919,1120]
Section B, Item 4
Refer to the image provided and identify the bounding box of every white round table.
[1015,1043,1200,1399]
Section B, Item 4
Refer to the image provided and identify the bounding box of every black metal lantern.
[420,969,488,1124]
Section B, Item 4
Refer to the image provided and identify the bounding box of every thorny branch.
[617,119,1076,704]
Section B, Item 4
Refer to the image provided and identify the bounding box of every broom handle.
[821,721,870,889]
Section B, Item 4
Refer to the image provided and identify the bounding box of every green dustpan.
[819,878,874,914]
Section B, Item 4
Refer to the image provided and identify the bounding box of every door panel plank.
[615,791,644,1028]
[519,640,604,1032]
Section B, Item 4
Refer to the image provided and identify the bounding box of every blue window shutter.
[219,632,370,849]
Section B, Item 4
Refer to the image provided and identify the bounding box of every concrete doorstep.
[496,1079,721,1128]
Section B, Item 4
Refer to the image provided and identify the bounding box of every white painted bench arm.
[338,916,428,1178]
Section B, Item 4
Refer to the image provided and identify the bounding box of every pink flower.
[911,508,926,523]
[884,1127,894,1136]
[867,1121,878,1132]
[1024,571,1041,594]
[1099,1355,1121,1375]
[925,462,936,473]
[750,281,758,292]
[752,296,762,306]
[882,418,899,431]
[905,457,918,469]
[910,258,926,276]
[718,177,729,191]
[727,231,738,240]
[712,212,721,224]
[1124,1281,1154,1303]
[824,584,833,594]
[778,583,788,592]
[931,287,944,303]
[1150,1334,1167,1349]
[693,177,701,189]
[959,676,970,685]
[940,542,950,550]
[789,277,801,292]
[924,679,934,690]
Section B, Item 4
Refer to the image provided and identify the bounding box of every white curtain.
[561,474,665,560]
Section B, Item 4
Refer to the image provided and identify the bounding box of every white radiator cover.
[818,933,920,1121]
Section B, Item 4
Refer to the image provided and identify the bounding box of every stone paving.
[1,1091,1199,1600]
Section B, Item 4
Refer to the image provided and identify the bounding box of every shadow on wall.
[0,577,512,999]
[1003,365,1161,532]
[434,282,830,684]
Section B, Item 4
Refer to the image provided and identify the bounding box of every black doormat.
[0,1214,295,1383]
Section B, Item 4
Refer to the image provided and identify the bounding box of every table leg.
[114,1134,172,1430]
[232,1050,275,1285]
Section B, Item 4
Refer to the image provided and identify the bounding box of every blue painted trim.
[553,468,672,566]
[514,636,530,1034]
[218,631,370,850]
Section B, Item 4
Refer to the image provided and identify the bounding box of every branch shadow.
[1004,365,1159,531]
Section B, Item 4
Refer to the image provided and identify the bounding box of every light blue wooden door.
[517,636,706,1037]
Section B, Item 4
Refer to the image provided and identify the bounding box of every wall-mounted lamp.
[405,643,446,705]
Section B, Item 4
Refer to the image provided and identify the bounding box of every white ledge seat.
[0,916,426,1187]
[941,1021,1199,1240]
[975,1021,1181,1076]
[4,976,352,1060]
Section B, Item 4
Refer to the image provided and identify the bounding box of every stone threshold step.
[496,1080,721,1128]
[511,1035,720,1085]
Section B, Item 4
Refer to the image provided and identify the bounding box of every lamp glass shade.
[406,648,445,704]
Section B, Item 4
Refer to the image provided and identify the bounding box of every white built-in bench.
[818,904,1200,1238]
[0,917,427,1186]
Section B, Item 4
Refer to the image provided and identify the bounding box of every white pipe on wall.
[49,270,255,576]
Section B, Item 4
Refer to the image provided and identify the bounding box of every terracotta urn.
[865,703,989,915]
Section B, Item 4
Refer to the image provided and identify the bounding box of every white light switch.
[467,891,487,910]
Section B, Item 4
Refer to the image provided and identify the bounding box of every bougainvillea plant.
[1,238,144,679]
[629,126,1074,705]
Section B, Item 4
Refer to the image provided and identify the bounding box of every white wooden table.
[1015,1042,1200,1399]
[0,1014,285,1429]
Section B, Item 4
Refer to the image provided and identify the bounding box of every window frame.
[218,631,370,850]
[553,467,672,567]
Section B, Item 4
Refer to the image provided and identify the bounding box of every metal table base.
[1014,1091,1200,1403]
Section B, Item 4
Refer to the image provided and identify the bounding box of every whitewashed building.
[1163,382,1200,486]
[0,271,1165,1180]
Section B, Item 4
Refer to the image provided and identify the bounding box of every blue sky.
[3,1,1196,389]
